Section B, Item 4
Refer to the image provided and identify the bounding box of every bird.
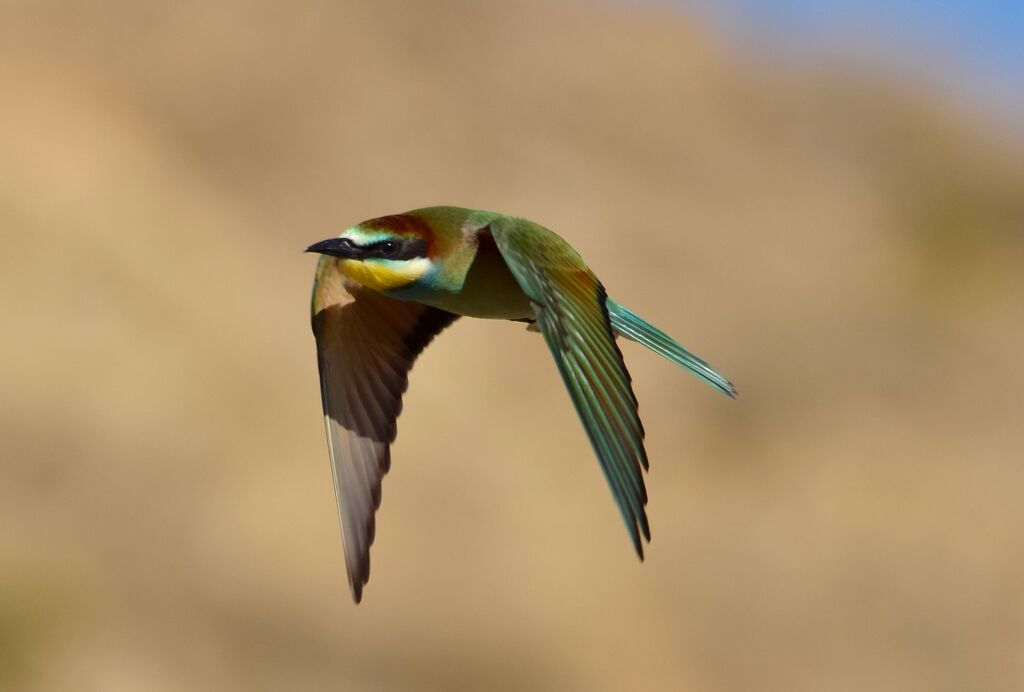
[306,205,736,602]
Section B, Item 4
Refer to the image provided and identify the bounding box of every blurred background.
[2,1,1023,690]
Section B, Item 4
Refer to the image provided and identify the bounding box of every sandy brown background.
[3,1,1023,690]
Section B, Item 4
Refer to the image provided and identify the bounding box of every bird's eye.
[378,240,400,257]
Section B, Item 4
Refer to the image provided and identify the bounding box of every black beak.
[305,237,360,259]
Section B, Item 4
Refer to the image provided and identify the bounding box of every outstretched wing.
[488,217,651,557]
[311,258,459,602]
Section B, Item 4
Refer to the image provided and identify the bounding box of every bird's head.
[306,214,438,293]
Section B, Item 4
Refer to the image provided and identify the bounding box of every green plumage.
[488,215,650,555]
[307,206,736,602]
[606,299,738,398]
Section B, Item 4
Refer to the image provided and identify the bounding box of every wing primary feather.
[567,340,647,497]
[565,315,647,466]
[488,218,651,558]
[564,356,648,549]
[553,333,646,556]
[312,265,458,603]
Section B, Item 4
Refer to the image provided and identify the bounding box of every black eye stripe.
[364,238,428,261]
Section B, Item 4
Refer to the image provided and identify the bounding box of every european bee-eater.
[306,206,736,602]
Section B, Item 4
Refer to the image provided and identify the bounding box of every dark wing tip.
[633,532,646,562]
[348,561,369,604]
[627,509,651,561]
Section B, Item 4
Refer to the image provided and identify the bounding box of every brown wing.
[312,258,459,602]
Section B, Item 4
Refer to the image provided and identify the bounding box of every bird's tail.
[605,298,737,398]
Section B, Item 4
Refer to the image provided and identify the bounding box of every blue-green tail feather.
[606,298,737,398]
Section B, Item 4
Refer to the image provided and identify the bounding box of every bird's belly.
[397,240,535,320]
[448,238,535,319]
[431,288,534,320]
[416,271,534,319]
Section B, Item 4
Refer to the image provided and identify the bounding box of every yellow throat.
[337,257,432,293]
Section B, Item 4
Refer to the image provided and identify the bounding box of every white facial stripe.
[341,228,396,246]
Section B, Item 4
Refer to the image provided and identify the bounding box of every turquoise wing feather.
[488,216,650,557]
[606,299,737,398]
